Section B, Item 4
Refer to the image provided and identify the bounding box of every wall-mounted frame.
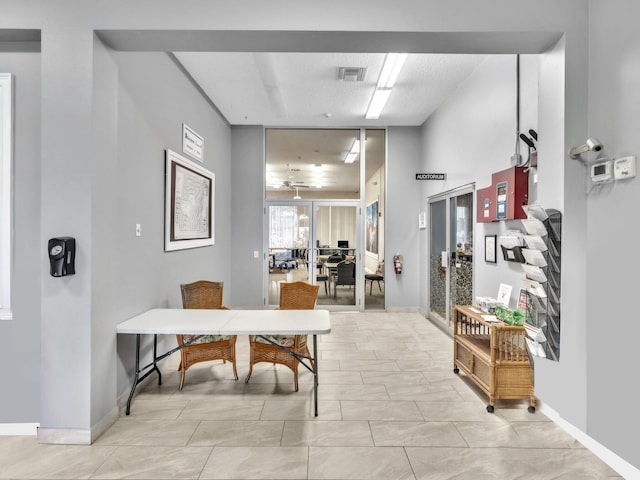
[165,149,214,251]
[485,234,497,263]
[366,200,379,257]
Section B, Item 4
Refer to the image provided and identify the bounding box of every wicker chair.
[245,281,320,391]
[178,280,238,390]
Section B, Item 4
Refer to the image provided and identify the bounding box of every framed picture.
[165,149,214,251]
[485,234,497,263]
[366,200,379,257]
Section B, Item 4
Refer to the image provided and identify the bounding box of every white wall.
[0,52,41,424]
[33,34,234,441]
[419,55,540,309]
[386,127,422,310]
[230,126,265,307]
[586,0,640,469]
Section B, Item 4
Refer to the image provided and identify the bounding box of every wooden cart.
[453,305,536,413]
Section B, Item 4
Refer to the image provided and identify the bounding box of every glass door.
[265,200,360,309]
[266,202,312,306]
[314,201,359,309]
[449,192,474,317]
[428,186,474,331]
[429,199,448,324]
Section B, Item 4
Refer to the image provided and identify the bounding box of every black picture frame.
[485,235,497,263]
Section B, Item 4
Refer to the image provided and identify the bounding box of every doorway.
[265,200,360,309]
[428,185,475,331]
[264,128,384,311]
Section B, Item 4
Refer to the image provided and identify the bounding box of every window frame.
[0,73,14,321]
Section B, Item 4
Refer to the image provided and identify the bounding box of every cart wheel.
[486,405,495,413]
[453,368,460,374]
[528,405,536,413]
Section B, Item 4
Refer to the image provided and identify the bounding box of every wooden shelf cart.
[453,305,536,413]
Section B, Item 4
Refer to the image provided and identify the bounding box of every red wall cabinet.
[477,186,495,222]
[477,166,529,223]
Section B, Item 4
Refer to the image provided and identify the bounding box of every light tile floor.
[0,312,624,479]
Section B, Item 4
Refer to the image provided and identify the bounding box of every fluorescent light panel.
[344,139,361,163]
[377,53,408,89]
[365,88,391,120]
[365,53,408,120]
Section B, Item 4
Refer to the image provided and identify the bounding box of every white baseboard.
[386,306,420,313]
[539,402,640,479]
[37,427,91,445]
[0,423,39,436]
[14,407,118,445]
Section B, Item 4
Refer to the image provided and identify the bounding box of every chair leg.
[231,358,239,380]
[179,369,186,390]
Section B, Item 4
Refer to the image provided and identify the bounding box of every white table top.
[117,308,331,336]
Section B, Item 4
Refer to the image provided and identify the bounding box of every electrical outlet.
[135,224,141,237]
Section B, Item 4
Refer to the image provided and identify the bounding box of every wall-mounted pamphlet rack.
[521,205,561,361]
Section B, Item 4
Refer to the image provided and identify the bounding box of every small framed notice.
[485,235,497,263]
[497,283,512,307]
[182,124,204,162]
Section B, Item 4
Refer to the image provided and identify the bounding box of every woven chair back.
[279,281,319,310]
[180,280,224,309]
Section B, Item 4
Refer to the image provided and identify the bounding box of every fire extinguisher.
[393,254,403,275]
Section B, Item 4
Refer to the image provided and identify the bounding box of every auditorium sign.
[415,173,446,180]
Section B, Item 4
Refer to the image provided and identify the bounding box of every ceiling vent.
[337,67,366,82]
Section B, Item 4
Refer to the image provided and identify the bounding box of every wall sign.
[416,173,446,180]
[182,124,204,162]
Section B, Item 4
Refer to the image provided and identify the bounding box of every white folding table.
[116,308,331,416]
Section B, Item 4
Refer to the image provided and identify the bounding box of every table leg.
[152,334,162,386]
[125,334,142,416]
[254,334,320,416]
[313,334,318,417]
[125,334,165,415]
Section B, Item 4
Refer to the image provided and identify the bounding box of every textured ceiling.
[175,52,486,127]
[174,52,487,195]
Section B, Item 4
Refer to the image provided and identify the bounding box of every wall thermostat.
[613,155,637,180]
[590,159,612,183]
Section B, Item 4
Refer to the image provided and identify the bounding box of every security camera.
[569,137,604,158]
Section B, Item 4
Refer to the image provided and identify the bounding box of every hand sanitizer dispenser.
[48,237,76,277]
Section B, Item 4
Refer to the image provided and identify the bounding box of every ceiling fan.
[282,180,310,189]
